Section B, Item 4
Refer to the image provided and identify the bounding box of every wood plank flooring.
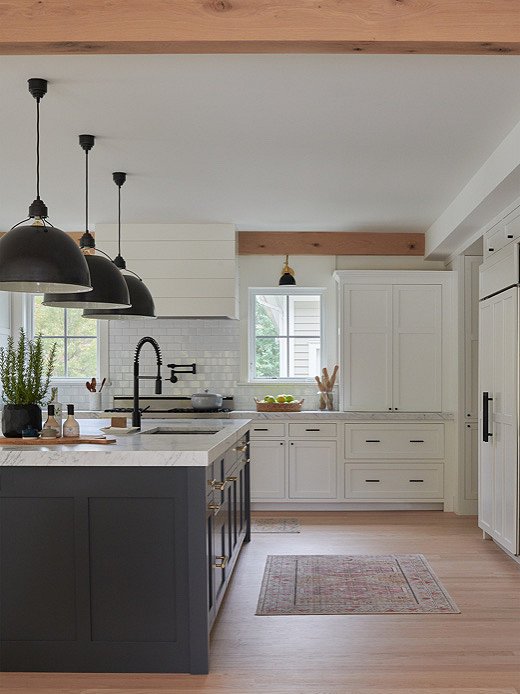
[1,511,518,694]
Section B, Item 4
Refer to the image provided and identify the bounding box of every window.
[249,288,324,380]
[31,296,98,379]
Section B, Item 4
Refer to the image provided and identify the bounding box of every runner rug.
[251,518,301,533]
[256,554,460,615]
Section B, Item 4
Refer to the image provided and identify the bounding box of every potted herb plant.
[0,329,57,437]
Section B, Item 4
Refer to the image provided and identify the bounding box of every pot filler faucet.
[133,337,163,428]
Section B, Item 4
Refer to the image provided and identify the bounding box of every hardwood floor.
[1,511,519,694]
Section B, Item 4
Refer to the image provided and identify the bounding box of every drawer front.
[505,213,520,244]
[345,463,444,499]
[249,422,286,438]
[288,422,337,437]
[345,424,444,459]
[484,226,507,258]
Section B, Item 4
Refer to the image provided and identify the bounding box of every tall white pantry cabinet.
[333,271,455,414]
[478,234,520,556]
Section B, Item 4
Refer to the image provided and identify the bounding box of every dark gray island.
[0,418,251,674]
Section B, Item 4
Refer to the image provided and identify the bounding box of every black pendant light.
[0,79,92,293]
[82,172,156,320]
[42,135,131,309]
[279,255,296,285]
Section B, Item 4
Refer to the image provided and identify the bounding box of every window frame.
[25,294,109,384]
[248,286,326,383]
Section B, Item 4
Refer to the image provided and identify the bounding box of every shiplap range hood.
[94,224,238,319]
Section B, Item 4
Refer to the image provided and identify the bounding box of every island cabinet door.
[211,500,230,608]
[0,466,210,675]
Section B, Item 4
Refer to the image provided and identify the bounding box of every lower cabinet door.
[288,440,337,499]
[212,502,229,605]
[464,423,478,501]
[250,440,286,499]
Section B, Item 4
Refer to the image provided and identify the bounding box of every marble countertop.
[0,418,252,468]
[78,410,454,421]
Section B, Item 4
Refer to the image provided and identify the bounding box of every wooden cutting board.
[0,435,116,446]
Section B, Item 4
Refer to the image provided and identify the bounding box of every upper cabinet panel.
[335,271,454,413]
[95,224,237,318]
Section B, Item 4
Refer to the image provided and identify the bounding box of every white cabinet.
[250,440,286,500]
[345,423,444,460]
[341,285,392,411]
[336,273,445,412]
[288,440,337,499]
[345,463,443,500]
[478,286,519,555]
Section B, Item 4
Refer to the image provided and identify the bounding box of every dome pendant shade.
[42,254,131,308]
[82,274,156,320]
[279,254,296,286]
[0,224,92,293]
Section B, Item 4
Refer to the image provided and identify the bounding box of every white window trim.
[248,286,326,383]
[22,294,109,384]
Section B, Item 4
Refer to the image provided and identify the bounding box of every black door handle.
[483,391,493,442]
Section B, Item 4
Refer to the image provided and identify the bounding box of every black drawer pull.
[305,428,321,431]
[409,440,424,443]
[365,439,381,443]
[254,428,269,431]
[507,234,513,239]
[365,479,380,482]
[409,479,424,483]
[488,247,494,252]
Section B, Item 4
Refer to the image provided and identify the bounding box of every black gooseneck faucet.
[133,337,162,428]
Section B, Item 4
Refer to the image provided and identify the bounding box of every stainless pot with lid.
[191,389,224,411]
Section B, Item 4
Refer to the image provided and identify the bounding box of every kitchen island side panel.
[0,465,210,673]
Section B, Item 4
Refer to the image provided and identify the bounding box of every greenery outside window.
[30,295,98,379]
[249,287,324,381]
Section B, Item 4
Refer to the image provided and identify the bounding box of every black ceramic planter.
[2,404,43,438]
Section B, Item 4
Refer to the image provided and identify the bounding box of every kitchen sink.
[140,427,222,435]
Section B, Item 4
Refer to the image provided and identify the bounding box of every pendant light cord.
[35,97,41,201]
[117,182,122,258]
[85,148,89,233]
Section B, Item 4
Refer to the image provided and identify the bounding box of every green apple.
[264,395,276,404]
[284,394,295,402]
[276,395,286,403]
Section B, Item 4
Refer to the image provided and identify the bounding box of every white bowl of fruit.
[254,394,304,412]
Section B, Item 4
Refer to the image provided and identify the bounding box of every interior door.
[342,285,392,411]
[392,284,442,412]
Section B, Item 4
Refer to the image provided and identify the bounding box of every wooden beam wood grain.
[0,1,519,55]
[238,231,425,256]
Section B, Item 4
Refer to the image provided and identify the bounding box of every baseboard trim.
[251,502,445,511]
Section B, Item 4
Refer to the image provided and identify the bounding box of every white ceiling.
[1,54,520,234]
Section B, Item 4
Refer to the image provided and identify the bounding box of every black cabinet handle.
[483,391,493,442]
[365,439,381,443]
[409,479,424,483]
[254,428,269,431]
[409,440,424,443]
[488,247,494,252]
[305,428,321,432]
[507,234,513,239]
[365,479,380,482]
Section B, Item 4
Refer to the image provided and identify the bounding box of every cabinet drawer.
[505,213,520,244]
[345,424,444,459]
[249,422,286,438]
[345,463,444,499]
[484,225,507,258]
[288,422,337,437]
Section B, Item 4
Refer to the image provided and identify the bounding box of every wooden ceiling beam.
[0,1,518,55]
[238,231,425,256]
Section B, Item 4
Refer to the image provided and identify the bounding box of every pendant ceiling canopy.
[0,78,91,293]
[42,135,131,309]
[82,172,156,320]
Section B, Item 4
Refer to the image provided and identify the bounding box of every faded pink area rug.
[256,554,460,615]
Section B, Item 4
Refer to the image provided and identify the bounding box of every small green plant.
[0,329,57,405]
